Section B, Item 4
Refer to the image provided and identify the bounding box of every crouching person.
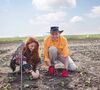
[10,37,41,79]
[44,26,77,77]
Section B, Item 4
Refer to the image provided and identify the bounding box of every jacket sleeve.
[43,39,50,61]
[12,42,24,57]
[35,58,41,70]
[62,39,71,57]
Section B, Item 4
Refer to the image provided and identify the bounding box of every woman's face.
[28,42,37,51]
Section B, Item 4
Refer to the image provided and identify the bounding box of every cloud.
[89,6,100,18]
[29,12,66,24]
[32,0,76,10]
[97,27,100,30]
[70,16,84,23]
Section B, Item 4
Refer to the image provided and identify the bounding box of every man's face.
[50,32,60,41]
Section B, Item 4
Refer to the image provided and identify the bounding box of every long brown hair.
[22,37,40,65]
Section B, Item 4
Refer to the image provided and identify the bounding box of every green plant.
[86,77,91,84]
[60,81,65,87]
[76,66,80,70]
[3,84,11,90]
[80,72,84,76]
[8,77,16,82]
[27,75,33,80]
[23,84,30,88]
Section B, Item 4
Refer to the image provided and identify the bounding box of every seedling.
[86,77,91,84]
[80,72,84,76]
[27,75,33,80]
[8,77,16,82]
[15,72,19,75]
[4,87,8,90]
[3,84,11,90]
[60,81,65,87]
[23,84,30,88]
[76,66,80,70]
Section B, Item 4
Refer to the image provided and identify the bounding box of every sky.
[0,0,100,38]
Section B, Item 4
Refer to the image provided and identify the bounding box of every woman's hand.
[36,70,39,77]
[31,70,40,79]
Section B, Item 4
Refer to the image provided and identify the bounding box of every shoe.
[10,59,16,72]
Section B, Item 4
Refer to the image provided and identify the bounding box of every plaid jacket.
[12,42,41,70]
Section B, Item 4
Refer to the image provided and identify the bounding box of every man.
[43,26,76,77]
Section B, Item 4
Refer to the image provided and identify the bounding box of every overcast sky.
[0,0,100,37]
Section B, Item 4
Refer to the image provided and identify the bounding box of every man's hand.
[45,61,51,66]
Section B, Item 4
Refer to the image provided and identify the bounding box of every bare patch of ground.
[0,39,100,90]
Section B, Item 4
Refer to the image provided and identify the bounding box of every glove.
[61,70,69,77]
[49,66,55,76]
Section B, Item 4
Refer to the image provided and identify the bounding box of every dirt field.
[0,39,100,90]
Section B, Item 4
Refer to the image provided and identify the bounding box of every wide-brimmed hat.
[50,26,64,34]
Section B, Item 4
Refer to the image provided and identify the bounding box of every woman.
[10,37,41,79]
